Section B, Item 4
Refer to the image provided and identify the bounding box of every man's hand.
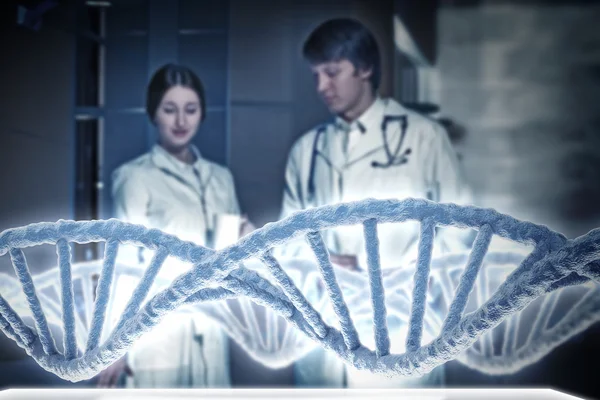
[329,254,360,271]
[96,355,133,387]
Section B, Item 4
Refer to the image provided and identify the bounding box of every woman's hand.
[96,355,133,387]
[239,214,257,238]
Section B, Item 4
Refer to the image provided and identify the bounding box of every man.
[278,18,474,388]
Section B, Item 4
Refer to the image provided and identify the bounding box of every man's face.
[310,59,371,115]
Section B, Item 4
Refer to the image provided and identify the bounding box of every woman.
[98,63,254,388]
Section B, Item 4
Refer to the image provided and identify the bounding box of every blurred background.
[0,0,599,398]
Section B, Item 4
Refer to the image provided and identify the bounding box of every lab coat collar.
[150,143,209,178]
[341,97,409,166]
[334,96,386,134]
[380,97,409,117]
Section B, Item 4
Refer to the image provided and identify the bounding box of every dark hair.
[302,18,381,91]
[145,63,207,123]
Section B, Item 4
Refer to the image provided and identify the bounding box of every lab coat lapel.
[346,98,408,168]
[326,126,348,172]
[313,125,345,206]
[150,144,208,199]
[190,146,213,189]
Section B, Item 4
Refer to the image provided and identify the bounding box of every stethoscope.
[306,113,412,205]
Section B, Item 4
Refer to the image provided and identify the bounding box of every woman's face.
[154,85,202,151]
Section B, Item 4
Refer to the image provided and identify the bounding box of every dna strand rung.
[56,239,77,360]
[9,247,55,354]
[406,218,435,353]
[0,198,598,381]
[306,230,361,350]
[442,224,492,335]
[363,218,390,358]
[259,252,329,339]
[111,246,169,336]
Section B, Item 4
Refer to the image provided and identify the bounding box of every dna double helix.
[0,198,598,382]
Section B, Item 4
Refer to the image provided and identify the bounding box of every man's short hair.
[302,18,381,91]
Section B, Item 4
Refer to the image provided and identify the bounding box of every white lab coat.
[111,144,239,388]
[279,97,474,388]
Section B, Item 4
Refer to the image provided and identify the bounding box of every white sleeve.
[274,141,312,259]
[424,123,476,253]
[425,123,473,206]
[280,143,305,220]
[111,165,151,265]
[111,165,151,225]
[225,169,241,216]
